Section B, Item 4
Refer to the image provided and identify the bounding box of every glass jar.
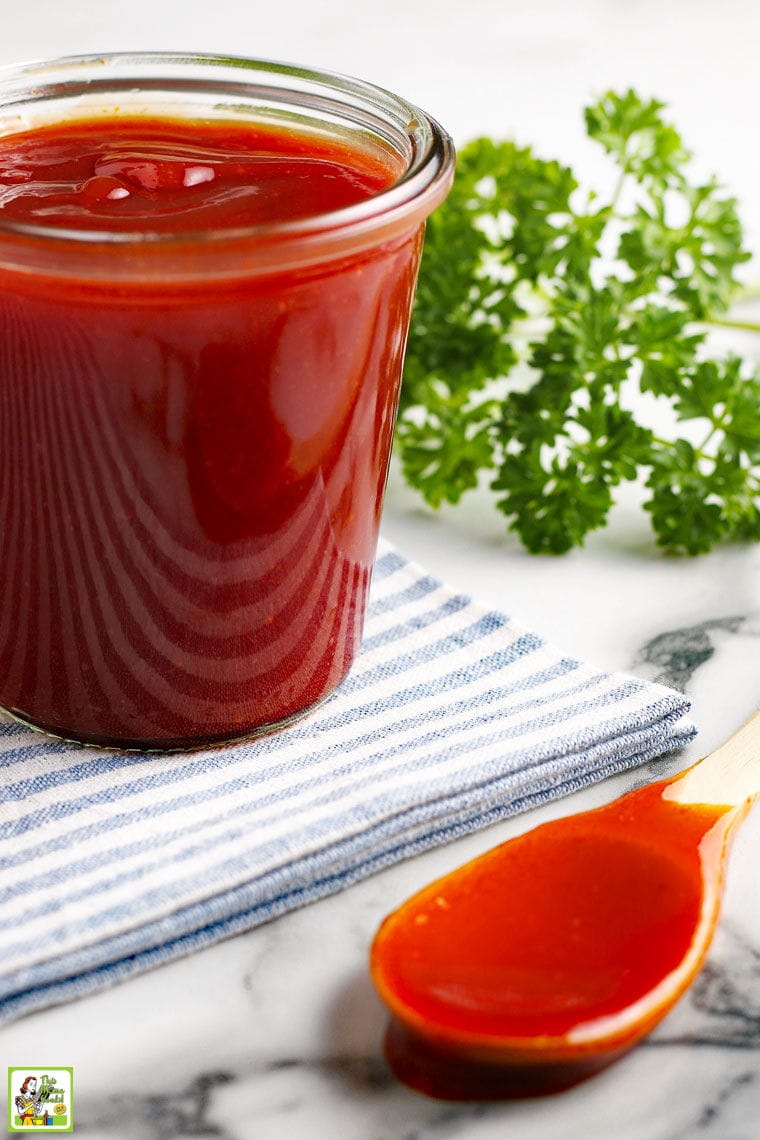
[0,52,454,749]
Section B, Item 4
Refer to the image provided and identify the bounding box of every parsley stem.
[651,434,713,461]
[696,426,718,454]
[609,166,628,215]
[706,317,760,334]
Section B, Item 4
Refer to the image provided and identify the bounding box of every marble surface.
[2,526,759,1140]
[2,1,760,1136]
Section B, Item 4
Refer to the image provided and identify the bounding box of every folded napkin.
[0,540,695,1022]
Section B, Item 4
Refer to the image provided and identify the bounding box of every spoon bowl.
[370,710,760,1099]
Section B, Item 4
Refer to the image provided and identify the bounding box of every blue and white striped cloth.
[0,540,695,1022]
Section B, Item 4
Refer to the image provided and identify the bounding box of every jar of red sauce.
[0,53,453,750]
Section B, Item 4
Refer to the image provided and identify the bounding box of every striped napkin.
[0,540,695,1023]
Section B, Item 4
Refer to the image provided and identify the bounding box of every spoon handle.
[666,708,760,809]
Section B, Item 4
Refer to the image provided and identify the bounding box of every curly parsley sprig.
[397,90,758,554]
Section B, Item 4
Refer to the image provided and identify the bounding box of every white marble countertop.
[2,2,760,1136]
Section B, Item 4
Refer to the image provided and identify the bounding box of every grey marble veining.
[662,925,760,1051]
[637,618,749,691]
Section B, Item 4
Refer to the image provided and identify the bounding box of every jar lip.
[0,51,455,256]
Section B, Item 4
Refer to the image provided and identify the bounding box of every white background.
[3,0,760,249]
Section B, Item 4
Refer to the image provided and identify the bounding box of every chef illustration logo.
[7,1068,73,1131]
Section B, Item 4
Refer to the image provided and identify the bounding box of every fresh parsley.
[398,90,759,554]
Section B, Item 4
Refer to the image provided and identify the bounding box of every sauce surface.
[0,117,395,231]
[0,116,418,748]
[371,781,730,1098]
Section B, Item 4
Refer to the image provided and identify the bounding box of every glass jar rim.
[0,51,455,276]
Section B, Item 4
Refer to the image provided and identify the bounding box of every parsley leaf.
[397,89,757,554]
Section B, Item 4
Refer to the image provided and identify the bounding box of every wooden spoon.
[370,710,760,1100]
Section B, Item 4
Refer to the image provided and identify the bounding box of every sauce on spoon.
[371,711,760,1099]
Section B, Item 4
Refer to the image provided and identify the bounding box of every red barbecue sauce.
[371,780,732,1099]
[0,118,419,747]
